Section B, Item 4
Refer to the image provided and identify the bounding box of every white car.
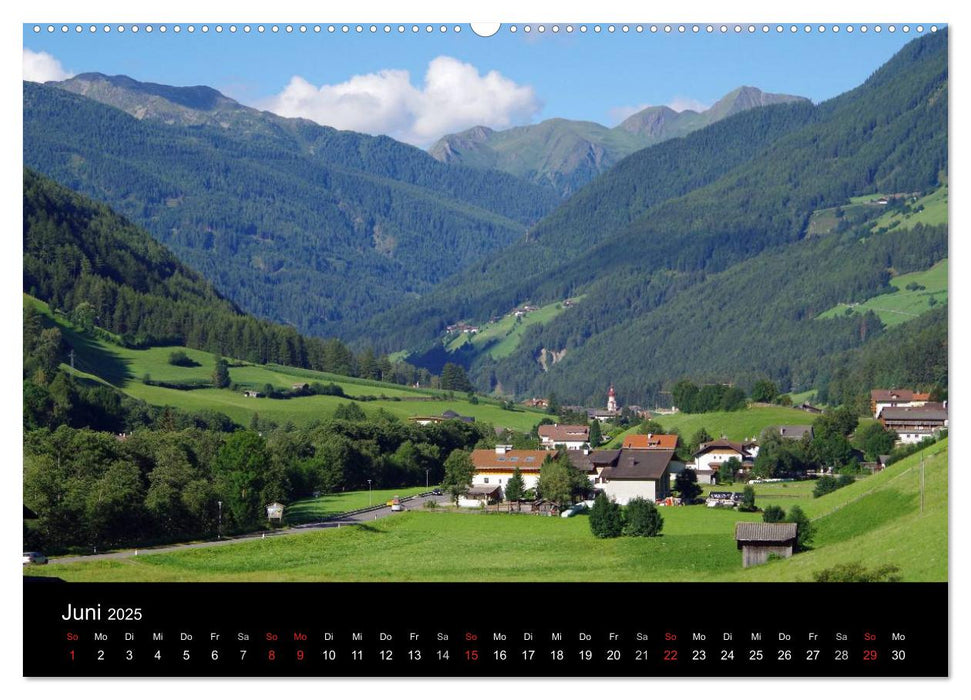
[23,552,48,565]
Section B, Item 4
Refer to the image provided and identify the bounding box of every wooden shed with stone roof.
[734,522,797,568]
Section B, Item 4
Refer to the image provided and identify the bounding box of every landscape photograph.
[22,22,947,585]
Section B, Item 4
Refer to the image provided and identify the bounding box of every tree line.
[24,415,491,553]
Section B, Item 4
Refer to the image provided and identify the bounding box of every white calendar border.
[5,0,963,697]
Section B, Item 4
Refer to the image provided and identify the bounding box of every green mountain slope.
[729,439,947,582]
[374,30,948,405]
[24,168,362,373]
[24,77,560,339]
[430,86,808,197]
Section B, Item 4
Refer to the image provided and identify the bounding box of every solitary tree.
[738,484,757,512]
[537,456,575,509]
[675,469,702,504]
[623,497,664,537]
[688,427,713,455]
[719,457,741,484]
[441,362,473,393]
[786,505,815,551]
[442,449,475,505]
[211,356,231,389]
[762,505,786,523]
[589,492,623,538]
[588,420,603,448]
[504,467,525,509]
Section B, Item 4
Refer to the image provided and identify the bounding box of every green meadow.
[817,259,947,327]
[28,441,946,583]
[648,405,823,443]
[868,185,948,232]
[444,297,583,360]
[27,295,547,431]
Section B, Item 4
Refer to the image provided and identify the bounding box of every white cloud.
[23,49,73,83]
[260,56,541,147]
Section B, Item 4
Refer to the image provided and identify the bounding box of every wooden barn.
[734,522,797,567]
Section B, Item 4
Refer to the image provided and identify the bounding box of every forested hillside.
[24,78,560,339]
[370,30,948,406]
[24,168,380,376]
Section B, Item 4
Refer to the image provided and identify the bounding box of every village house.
[692,438,754,479]
[242,390,261,398]
[622,433,678,450]
[538,424,590,450]
[469,446,549,495]
[879,404,948,445]
[594,449,675,505]
[870,389,932,419]
[734,522,797,567]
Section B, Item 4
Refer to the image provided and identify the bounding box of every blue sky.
[22,22,929,146]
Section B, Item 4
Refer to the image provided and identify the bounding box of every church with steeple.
[606,384,618,412]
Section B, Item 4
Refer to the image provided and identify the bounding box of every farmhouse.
[595,449,675,505]
[538,424,590,450]
[734,522,797,567]
[879,405,948,445]
[470,446,549,494]
[243,390,261,398]
[870,389,932,419]
[693,439,753,478]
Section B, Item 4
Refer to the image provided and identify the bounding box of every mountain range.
[429,86,808,196]
[22,31,948,408]
[25,74,560,339]
[361,29,948,405]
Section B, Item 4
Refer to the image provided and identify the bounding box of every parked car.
[23,552,47,565]
[432,488,443,496]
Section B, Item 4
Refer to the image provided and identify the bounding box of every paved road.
[46,492,450,565]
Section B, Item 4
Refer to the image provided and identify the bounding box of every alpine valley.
[23,30,947,411]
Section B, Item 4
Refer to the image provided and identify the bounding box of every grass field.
[817,259,948,327]
[652,405,823,442]
[445,297,582,360]
[731,439,947,581]
[602,405,816,447]
[28,295,548,431]
[868,185,948,232]
[29,440,945,583]
[806,202,874,236]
